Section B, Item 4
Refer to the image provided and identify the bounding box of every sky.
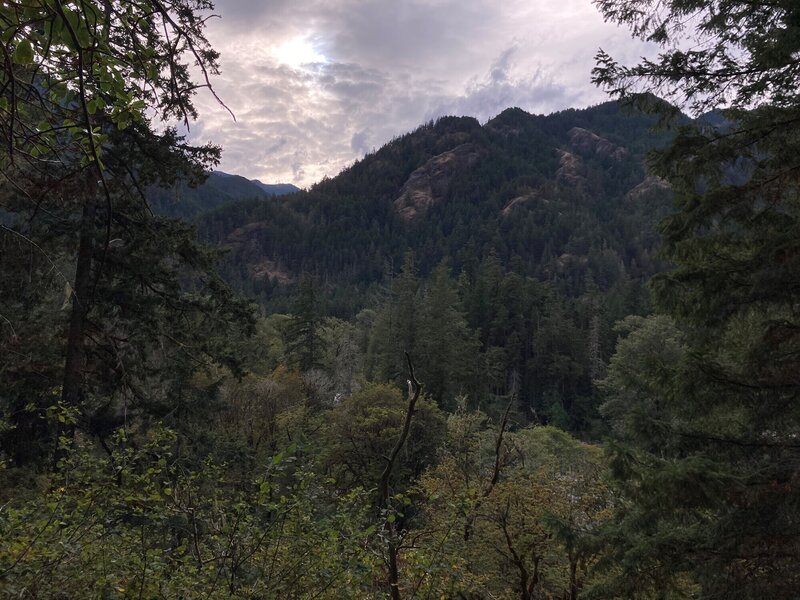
[186,0,655,188]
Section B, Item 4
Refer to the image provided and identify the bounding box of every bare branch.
[464,396,513,542]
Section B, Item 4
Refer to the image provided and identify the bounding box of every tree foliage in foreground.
[408,414,611,599]
[593,0,800,596]
[0,1,254,467]
[0,425,376,598]
[0,3,615,599]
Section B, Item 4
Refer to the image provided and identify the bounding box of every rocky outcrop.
[567,127,627,161]
[625,175,672,201]
[501,194,536,216]
[250,259,292,283]
[394,143,482,221]
[556,150,585,186]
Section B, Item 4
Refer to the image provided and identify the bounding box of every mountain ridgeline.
[186,100,674,431]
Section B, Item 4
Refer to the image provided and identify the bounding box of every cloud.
[350,128,375,154]
[184,0,655,187]
[426,44,582,122]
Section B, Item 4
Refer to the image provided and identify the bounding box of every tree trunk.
[62,194,96,410]
[379,353,422,600]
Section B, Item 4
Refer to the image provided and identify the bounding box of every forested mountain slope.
[197,100,673,313]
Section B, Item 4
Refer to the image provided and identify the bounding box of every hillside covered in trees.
[1,0,799,598]
[199,101,672,312]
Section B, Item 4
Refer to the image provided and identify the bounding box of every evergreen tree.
[415,262,480,409]
[594,1,800,596]
[285,273,324,372]
[0,2,254,465]
[367,252,420,384]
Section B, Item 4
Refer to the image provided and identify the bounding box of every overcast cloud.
[186,0,653,187]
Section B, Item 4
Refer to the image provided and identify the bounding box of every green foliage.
[412,417,612,599]
[319,317,364,396]
[594,0,800,596]
[0,427,377,598]
[592,0,800,114]
[189,101,671,434]
[599,315,686,450]
[323,383,446,494]
[198,101,668,313]
[0,2,255,468]
[0,0,220,174]
[284,273,324,372]
[415,262,481,409]
[0,2,673,598]
[366,252,421,385]
[13,0,797,595]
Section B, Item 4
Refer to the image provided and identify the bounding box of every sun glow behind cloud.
[272,36,327,69]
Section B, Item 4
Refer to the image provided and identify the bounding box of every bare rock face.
[394,143,482,221]
[224,222,294,283]
[250,259,292,283]
[556,150,585,186]
[625,175,672,201]
[567,127,627,161]
[501,194,537,216]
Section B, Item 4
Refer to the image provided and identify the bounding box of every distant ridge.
[148,172,300,219]
[251,180,302,196]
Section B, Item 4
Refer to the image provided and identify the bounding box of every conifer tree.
[367,252,420,384]
[0,1,254,465]
[285,273,324,372]
[593,1,800,596]
[415,262,479,409]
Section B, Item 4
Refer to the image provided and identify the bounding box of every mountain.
[147,171,299,219]
[197,100,673,315]
[251,180,302,196]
